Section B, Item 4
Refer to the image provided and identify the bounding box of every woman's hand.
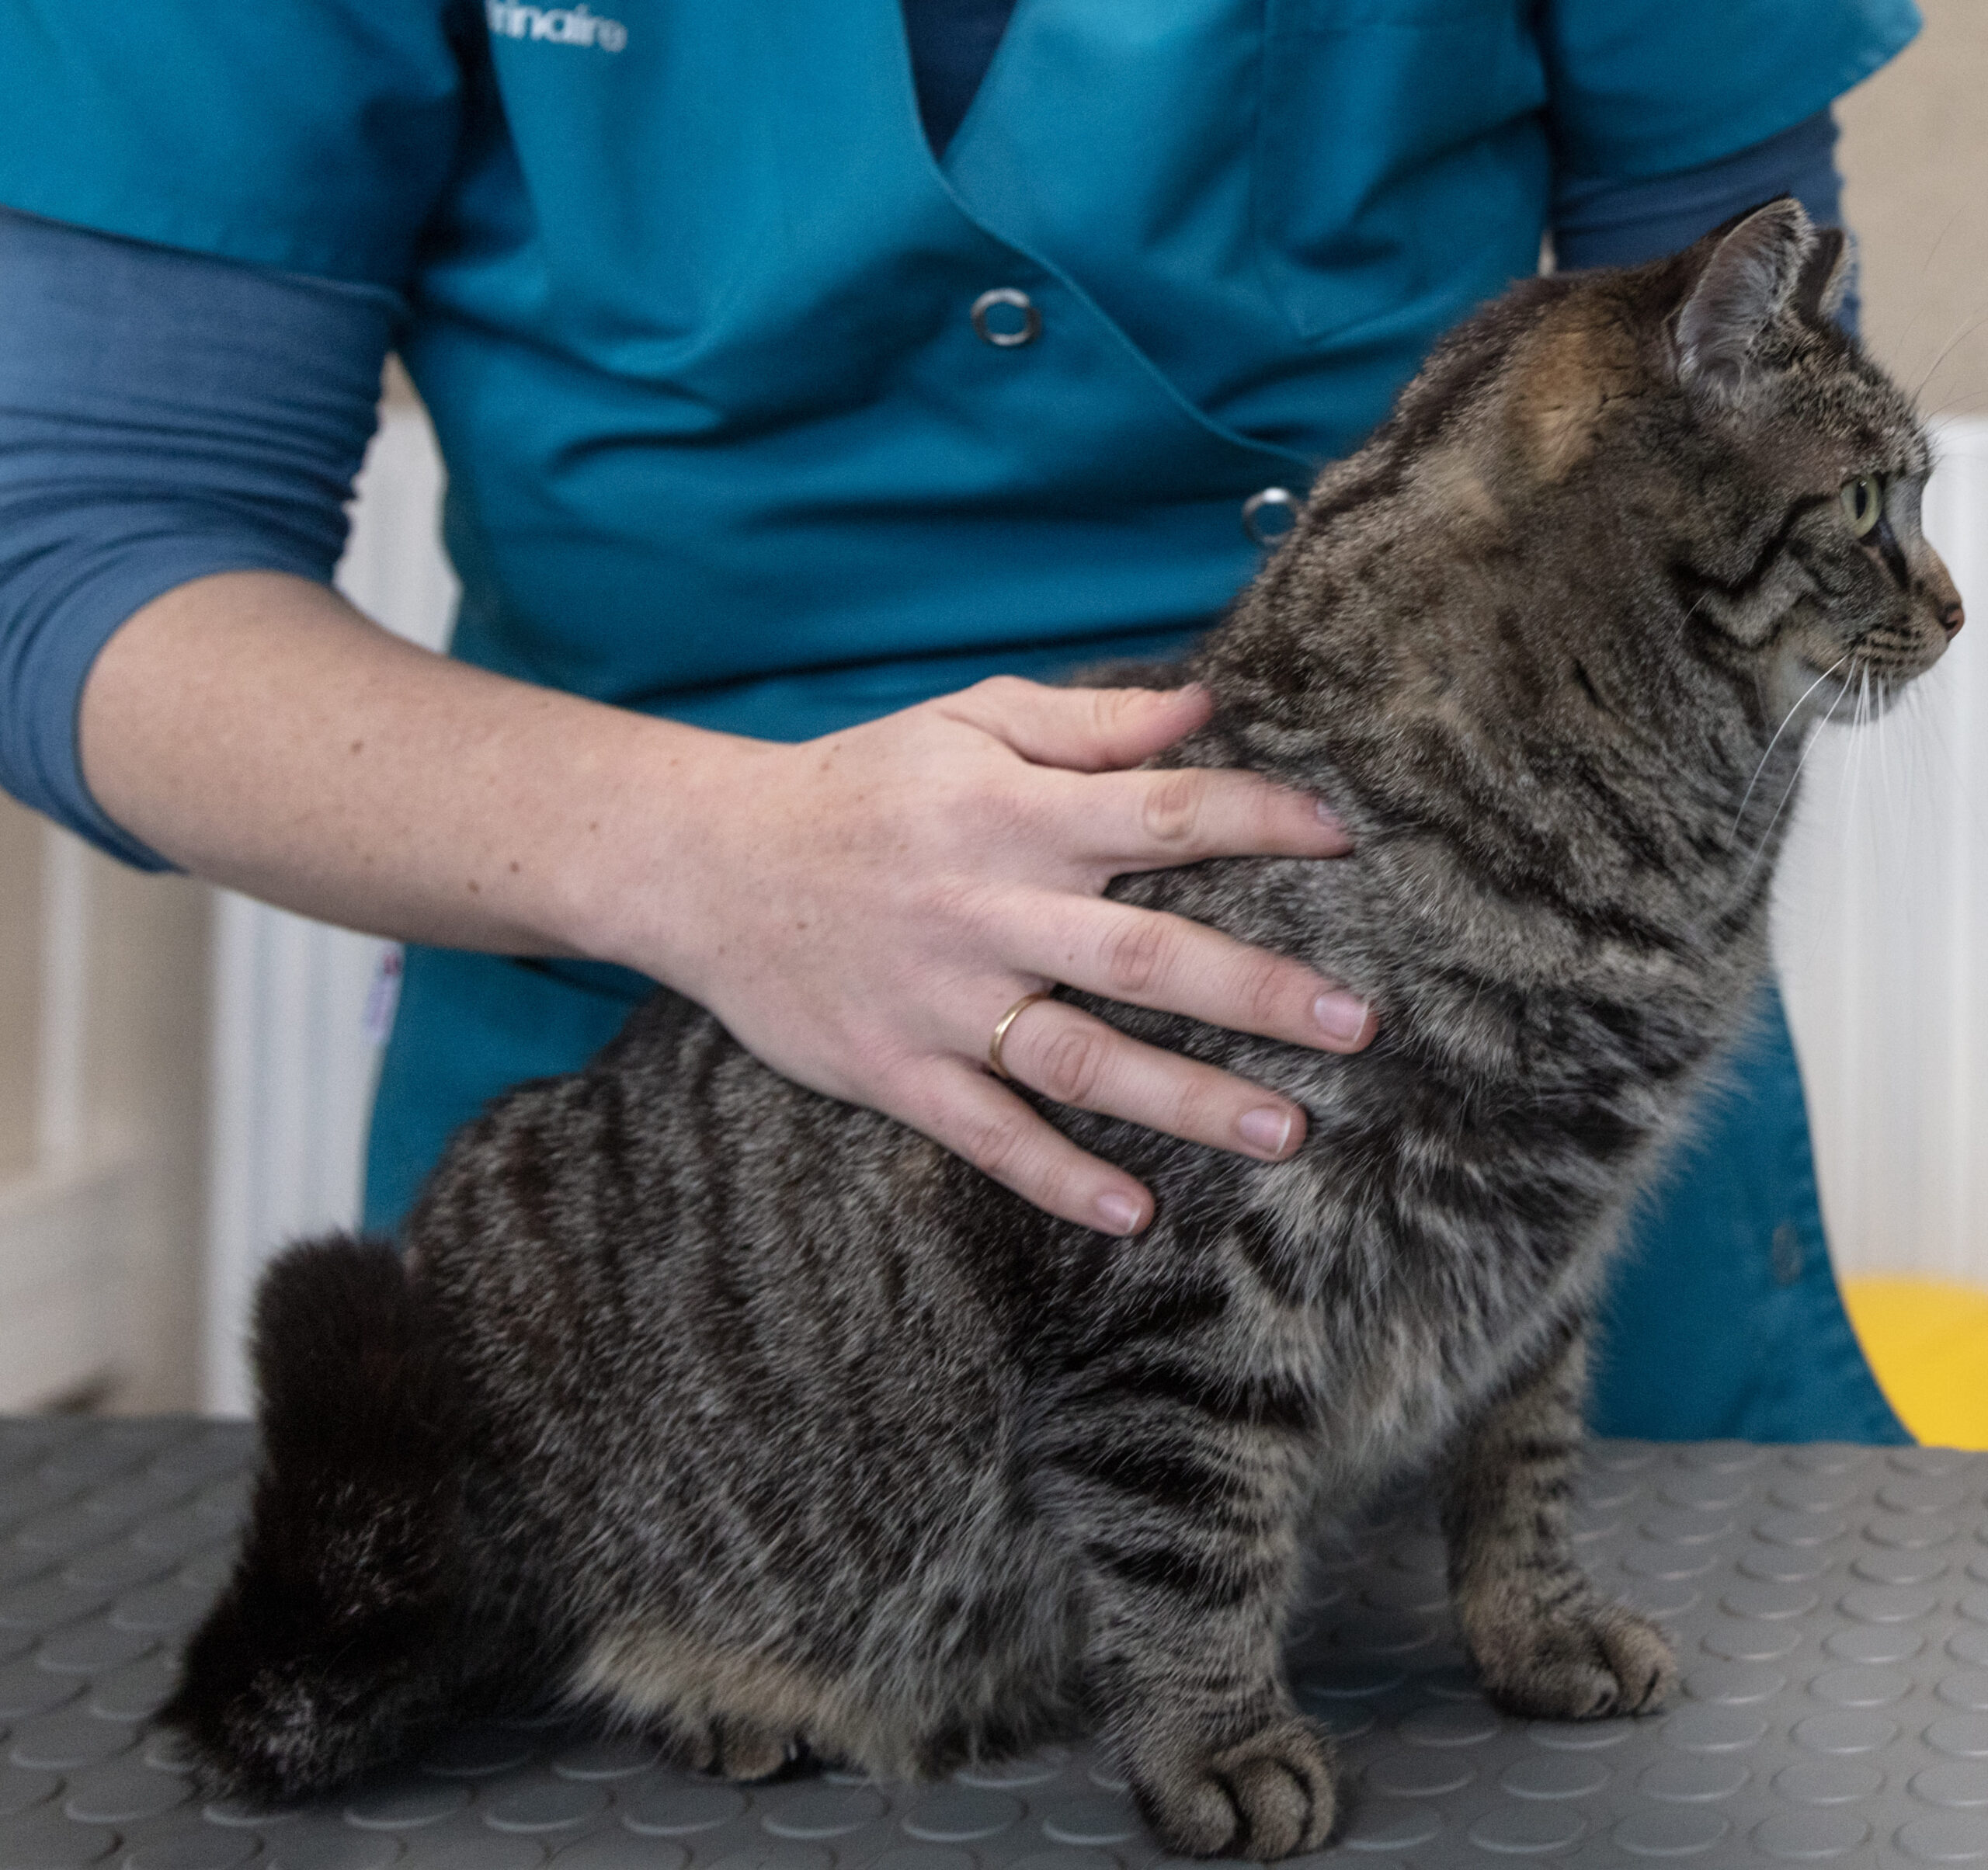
[595,677,1375,1236]
[82,579,1371,1236]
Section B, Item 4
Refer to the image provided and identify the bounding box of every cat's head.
[1657,200,1955,704]
[1229,201,1962,759]
[1504,198,1961,720]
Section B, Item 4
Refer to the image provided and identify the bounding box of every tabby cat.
[163,201,1961,1859]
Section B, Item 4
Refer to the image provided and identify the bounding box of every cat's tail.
[158,1236,474,1802]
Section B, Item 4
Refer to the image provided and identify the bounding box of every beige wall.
[86,858,211,1412]
[0,800,39,1180]
[1840,0,1988,423]
[0,799,209,1412]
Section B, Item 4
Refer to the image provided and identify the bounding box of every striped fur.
[165,203,1959,1857]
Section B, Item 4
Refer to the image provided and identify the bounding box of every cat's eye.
[1840,474,1883,537]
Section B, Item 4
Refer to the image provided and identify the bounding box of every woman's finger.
[1006,894,1375,1051]
[937,676,1214,772]
[902,1057,1155,1235]
[989,994,1310,1165]
[1072,762,1352,869]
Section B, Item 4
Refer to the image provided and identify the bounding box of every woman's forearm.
[81,568,1375,1236]
[77,568,732,969]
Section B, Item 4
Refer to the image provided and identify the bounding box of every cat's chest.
[1232,1176,1610,1480]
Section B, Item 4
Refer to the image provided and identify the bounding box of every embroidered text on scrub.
[485,2,627,53]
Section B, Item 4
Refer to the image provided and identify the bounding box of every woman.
[0,0,1920,1438]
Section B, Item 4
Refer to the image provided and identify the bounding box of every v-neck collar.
[928,0,1034,172]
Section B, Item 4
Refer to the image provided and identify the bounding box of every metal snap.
[1242,486,1299,544]
[971,288,1041,348]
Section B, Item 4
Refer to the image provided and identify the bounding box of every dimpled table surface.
[3,1423,1987,1870]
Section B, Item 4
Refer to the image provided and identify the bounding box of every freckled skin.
[164,203,1958,1858]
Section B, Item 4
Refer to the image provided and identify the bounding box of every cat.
[162,199,1961,1860]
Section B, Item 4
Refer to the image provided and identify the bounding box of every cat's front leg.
[1039,1387,1334,1860]
[1441,1317,1676,1719]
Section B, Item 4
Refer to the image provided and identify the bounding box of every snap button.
[1242,487,1299,544]
[971,288,1041,348]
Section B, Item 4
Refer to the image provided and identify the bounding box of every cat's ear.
[1674,198,1813,404]
[1792,226,1853,325]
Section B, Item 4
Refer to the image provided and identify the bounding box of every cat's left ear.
[1674,198,1812,405]
[1792,227,1852,324]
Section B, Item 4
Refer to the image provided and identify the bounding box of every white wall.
[1774,426,1988,1283]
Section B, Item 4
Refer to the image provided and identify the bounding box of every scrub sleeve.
[0,0,1919,1442]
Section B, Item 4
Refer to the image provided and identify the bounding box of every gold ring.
[987,990,1054,1082]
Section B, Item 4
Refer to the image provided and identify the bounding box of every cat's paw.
[1469,1599,1677,1721]
[683,1714,804,1782]
[1132,1714,1338,1861]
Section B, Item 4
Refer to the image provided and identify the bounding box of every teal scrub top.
[0,0,1918,1442]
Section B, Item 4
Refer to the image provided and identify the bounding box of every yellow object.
[1840,1277,1988,1450]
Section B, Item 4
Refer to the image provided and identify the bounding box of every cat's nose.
[1941,600,1965,638]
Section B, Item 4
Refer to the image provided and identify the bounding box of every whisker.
[1874,666,1903,866]
[1823,664,1863,845]
[1903,659,1988,850]
[1924,391,1988,422]
[1733,656,1849,839]
[1910,304,1988,404]
[1858,666,1879,882]
[1884,215,1976,374]
[1741,662,1855,888]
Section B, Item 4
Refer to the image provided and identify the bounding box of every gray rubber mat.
[2,1419,1985,1867]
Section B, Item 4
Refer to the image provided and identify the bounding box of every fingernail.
[1315,798,1350,840]
[1313,991,1371,1044]
[1238,1106,1295,1157]
[1096,1191,1146,1236]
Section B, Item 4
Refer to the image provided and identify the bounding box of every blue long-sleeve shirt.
[0,96,1846,871]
